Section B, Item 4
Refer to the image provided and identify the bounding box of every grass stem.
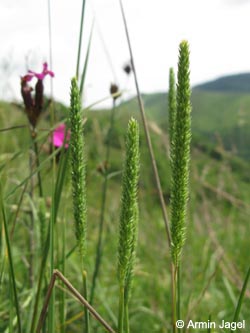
[171,263,177,333]
[1,186,22,333]
[76,0,86,79]
[83,270,90,333]
[118,0,171,246]
[231,266,250,330]
[118,286,125,333]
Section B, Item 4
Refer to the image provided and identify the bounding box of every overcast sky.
[1,0,250,107]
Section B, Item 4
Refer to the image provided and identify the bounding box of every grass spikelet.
[170,40,192,266]
[69,77,87,263]
[117,117,140,333]
[69,77,89,333]
[168,67,177,152]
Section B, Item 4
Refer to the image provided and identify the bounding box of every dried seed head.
[123,61,132,75]
[110,83,121,100]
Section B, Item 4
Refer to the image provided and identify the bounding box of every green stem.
[79,21,94,99]
[48,200,55,333]
[59,220,66,333]
[171,263,177,333]
[32,137,43,197]
[124,302,129,333]
[9,270,14,333]
[118,286,125,333]
[90,101,116,304]
[177,265,181,333]
[76,0,86,79]
[1,190,22,333]
[82,270,90,333]
[231,266,250,330]
[28,144,35,288]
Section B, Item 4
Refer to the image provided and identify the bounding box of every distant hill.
[115,73,250,160]
[194,73,250,93]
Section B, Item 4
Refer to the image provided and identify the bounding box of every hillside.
[1,73,250,331]
[116,74,250,160]
[194,73,250,93]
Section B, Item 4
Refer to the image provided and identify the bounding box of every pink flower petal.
[52,124,70,148]
[26,63,54,81]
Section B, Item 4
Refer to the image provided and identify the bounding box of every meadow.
[1,2,250,333]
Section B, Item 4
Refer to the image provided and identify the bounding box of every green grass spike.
[117,118,140,333]
[170,41,192,266]
[69,77,87,263]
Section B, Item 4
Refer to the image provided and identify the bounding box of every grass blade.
[1,183,22,333]
[76,0,86,79]
[79,20,94,99]
[231,266,250,330]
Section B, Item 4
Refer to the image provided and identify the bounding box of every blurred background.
[1,0,250,107]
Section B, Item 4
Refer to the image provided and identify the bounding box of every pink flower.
[20,62,54,128]
[52,124,70,148]
[28,62,54,81]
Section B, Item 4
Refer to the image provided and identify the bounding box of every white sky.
[1,0,250,108]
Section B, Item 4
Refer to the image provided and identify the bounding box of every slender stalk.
[59,220,66,333]
[48,197,55,333]
[118,0,171,246]
[171,264,177,333]
[177,265,181,328]
[48,120,55,329]
[28,139,35,288]
[231,266,250,329]
[90,100,116,304]
[76,0,86,79]
[79,21,94,99]
[1,187,22,333]
[124,302,129,333]
[82,270,90,333]
[27,131,43,290]
[0,124,27,132]
[9,271,14,333]
[47,0,55,331]
[33,138,43,197]
[36,270,116,333]
[118,286,125,333]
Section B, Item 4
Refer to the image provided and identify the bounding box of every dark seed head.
[110,83,121,100]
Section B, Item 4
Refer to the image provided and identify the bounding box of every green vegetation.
[1,1,250,326]
[1,67,250,331]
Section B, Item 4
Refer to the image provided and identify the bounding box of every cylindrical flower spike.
[117,117,140,333]
[69,77,87,263]
[170,41,192,266]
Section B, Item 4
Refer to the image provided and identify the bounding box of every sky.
[1,0,250,108]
